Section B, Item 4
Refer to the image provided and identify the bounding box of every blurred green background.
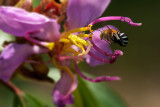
[0,0,160,107]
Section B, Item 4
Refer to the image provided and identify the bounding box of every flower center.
[59,25,92,56]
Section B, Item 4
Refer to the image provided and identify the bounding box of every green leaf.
[0,84,15,107]
[13,93,47,107]
[74,75,127,107]
[33,0,41,8]
[0,30,15,51]
[47,67,61,82]
[41,54,61,82]
[73,76,100,107]
[13,95,23,107]
[88,82,127,107]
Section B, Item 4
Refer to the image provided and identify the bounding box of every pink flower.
[0,0,141,107]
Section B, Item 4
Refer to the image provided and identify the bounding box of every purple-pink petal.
[0,43,48,82]
[53,71,77,107]
[86,25,118,66]
[0,6,60,42]
[66,0,111,29]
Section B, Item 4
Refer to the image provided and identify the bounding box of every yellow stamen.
[83,41,92,56]
[62,48,77,55]
[61,26,92,38]
[52,58,75,82]
[68,34,87,46]
[75,50,81,56]
[68,34,87,55]
[77,33,89,38]
[59,25,93,56]
[89,33,93,39]
[88,25,93,32]
[60,33,89,56]
[15,0,26,7]
[60,38,70,43]
[46,42,55,50]
[66,27,90,34]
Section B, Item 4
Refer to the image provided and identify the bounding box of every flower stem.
[0,81,27,106]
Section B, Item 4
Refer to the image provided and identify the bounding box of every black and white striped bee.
[100,26,128,47]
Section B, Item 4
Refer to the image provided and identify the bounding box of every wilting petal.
[86,25,118,66]
[0,43,48,82]
[66,0,111,29]
[53,71,77,107]
[0,6,60,42]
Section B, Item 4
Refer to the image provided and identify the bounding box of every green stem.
[1,81,27,107]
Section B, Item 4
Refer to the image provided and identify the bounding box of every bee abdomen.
[114,32,128,47]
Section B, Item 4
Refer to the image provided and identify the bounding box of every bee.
[100,26,128,47]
